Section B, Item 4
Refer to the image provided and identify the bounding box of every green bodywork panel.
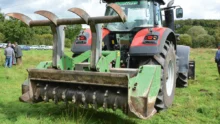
[36,61,52,69]
[72,50,91,69]
[58,55,73,70]
[58,51,91,70]
[35,50,120,72]
[129,65,161,97]
[128,65,161,119]
[36,51,91,70]
[57,50,120,72]
[96,51,121,72]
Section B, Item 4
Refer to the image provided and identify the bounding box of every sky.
[0,0,220,20]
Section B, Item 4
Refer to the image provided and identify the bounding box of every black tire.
[176,72,188,87]
[138,40,177,110]
[176,45,190,88]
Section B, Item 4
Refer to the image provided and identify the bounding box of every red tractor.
[7,0,193,119]
[71,0,190,110]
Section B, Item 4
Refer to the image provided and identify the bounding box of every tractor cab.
[104,0,163,32]
[103,0,183,31]
[71,0,183,55]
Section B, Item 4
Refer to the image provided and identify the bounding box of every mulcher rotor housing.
[7,0,193,120]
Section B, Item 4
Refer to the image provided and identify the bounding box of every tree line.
[0,12,82,47]
[175,19,220,48]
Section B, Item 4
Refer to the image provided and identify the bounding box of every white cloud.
[174,0,220,19]
[0,0,105,20]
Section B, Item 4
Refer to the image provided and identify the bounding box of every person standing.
[215,44,220,76]
[11,44,16,65]
[4,43,15,68]
[14,42,23,65]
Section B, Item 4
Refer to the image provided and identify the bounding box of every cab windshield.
[104,1,154,31]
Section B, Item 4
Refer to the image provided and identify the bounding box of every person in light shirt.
[4,42,15,68]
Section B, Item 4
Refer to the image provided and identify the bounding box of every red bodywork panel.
[131,27,166,47]
[84,28,110,45]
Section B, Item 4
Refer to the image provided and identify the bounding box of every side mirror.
[176,8,183,18]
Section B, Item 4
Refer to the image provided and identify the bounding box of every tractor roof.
[103,0,166,5]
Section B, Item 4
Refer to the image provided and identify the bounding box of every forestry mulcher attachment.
[7,0,191,119]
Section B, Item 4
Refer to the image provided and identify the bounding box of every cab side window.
[155,3,162,26]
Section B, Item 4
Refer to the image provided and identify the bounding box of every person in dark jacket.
[4,43,15,68]
[14,42,23,65]
[215,44,220,76]
[11,44,16,65]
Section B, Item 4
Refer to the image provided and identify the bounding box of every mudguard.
[71,29,91,54]
[71,29,110,55]
[176,45,190,74]
[129,27,176,56]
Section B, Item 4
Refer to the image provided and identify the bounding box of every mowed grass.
[0,48,220,124]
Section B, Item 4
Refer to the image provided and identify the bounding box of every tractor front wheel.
[157,41,177,109]
[138,40,177,110]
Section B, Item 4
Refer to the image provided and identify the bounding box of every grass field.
[0,48,220,124]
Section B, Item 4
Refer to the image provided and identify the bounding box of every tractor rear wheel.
[176,72,188,87]
[139,40,177,110]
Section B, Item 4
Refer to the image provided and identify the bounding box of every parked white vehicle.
[45,46,53,50]
[26,45,53,50]
[0,43,3,48]
[39,45,46,50]
[2,43,7,48]
[30,45,39,50]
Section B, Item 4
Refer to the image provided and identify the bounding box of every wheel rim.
[166,60,175,96]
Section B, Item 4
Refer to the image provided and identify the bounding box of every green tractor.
[7,0,192,119]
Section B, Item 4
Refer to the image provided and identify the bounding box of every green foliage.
[178,34,192,47]
[65,25,82,41]
[65,38,72,48]
[0,11,82,46]
[176,19,220,29]
[204,27,216,35]
[31,34,53,45]
[176,25,191,34]
[214,28,220,46]
[175,19,220,48]
[184,19,193,25]
[32,27,51,35]
[186,26,209,48]
[1,20,34,44]
[194,34,216,48]
[41,34,53,45]
[187,26,207,41]
[32,34,42,45]
[0,33,5,42]
[0,11,5,22]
